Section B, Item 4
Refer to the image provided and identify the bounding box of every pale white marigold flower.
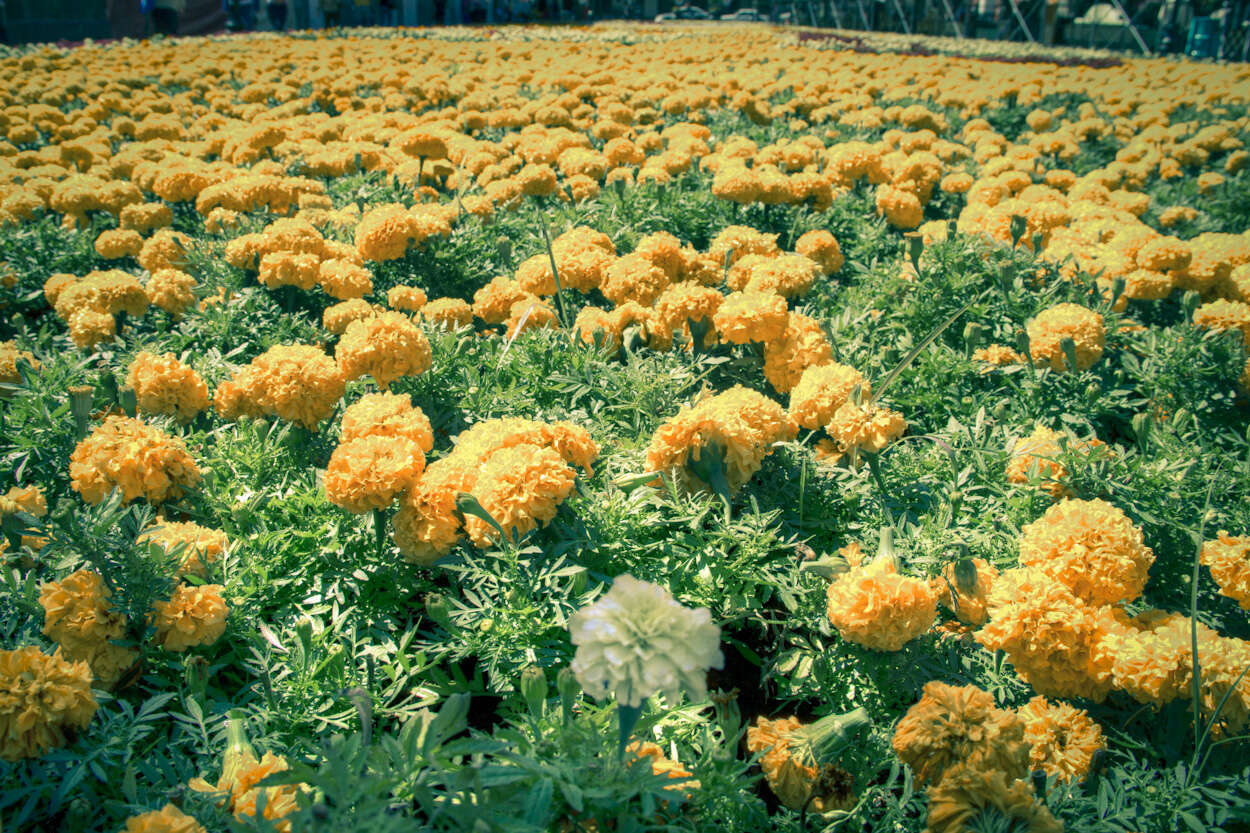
[570,575,723,708]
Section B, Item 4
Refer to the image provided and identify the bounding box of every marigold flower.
[762,312,833,393]
[626,741,698,794]
[646,385,796,494]
[737,254,820,299]
[152,584,228,652]
[1017,695,1105,782]
[0,340,37,384]
[393,457,477,565]
[145,269,197,318]
[828,400,906,456]
[892,681,1029,786]
[1193,299,1250,344]
[138,230,192,273]
[570,574,723,708]
[126,352,209,422]
[924,764,1063,833]
[713,291,789,345]
[120,804,207,833]
[94,228,143,260]
[464,443,576,546]
[1026,303,1105,372]
[601,253,670,307]
[826,556,937,651]
[39,568,125,655]
[972,345,1023,369]
[789,362,869,430]
[976,568,1113,700]
[340,391,434,451]
[139,521,230,579]
[0,646,97,761]
[318,259,373,300]
[1202,532,1250,611]
[190,724,304,833]
[794,229,844,275]
[746,716,858,812]
[325,435,425,514]
[215,344,344,430]
[504,296,560,339]
[67,308,116,350]
[387,285,428,312]
[1018,498,1153,606]
[336,311,432,390]
[323,298,383,335]
[876,184,924,229]
[421,297,473,330]
[70,415,201,505]
[473,276,530,325]
[932,557,998,627]
[653,283,723,339]
[1005,425,1090,499]
[707,225,780,267]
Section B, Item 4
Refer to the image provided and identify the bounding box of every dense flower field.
[1,23,1249,833]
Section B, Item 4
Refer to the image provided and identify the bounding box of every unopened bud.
[520,665,548,717]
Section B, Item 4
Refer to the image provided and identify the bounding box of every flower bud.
[69,385,93,439]
[520,665,548,717]
[556,666,579,723]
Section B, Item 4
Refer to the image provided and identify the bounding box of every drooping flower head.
[570,575,723,708]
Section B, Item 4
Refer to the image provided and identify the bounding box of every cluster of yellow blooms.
[325,392,434,514]
[393,417,598,564]
[69,415,201,505]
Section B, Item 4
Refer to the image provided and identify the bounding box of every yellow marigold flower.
[0,340,37,384]
[633,232,686,281]
[645,385,796,494]
[44,273,77,307]
[762,312,833,393]
[137,230,191,274]
[924,764,1063,833]
[355,204,449,262]
[711,163,761,204]
[3,484,46,518]
[828,400,906,456]
[1119,268,1174,301]
[0,646,97,761]
[94,228,143,260]
[972,345,1023,369]
[145,269,197,318]
[516,163,558,197]
[190,728,304,833]
[1091,609,1194,707]
[421,297,473,330]
[340,391,433,451]
[55,270,148,320]
[67,308,115,350]
[892,681,1028,786]
[1159,205,1198,228]
[789,362,869,430]
[336,312,432,390]
[707,225,781,267]
[387,285,427,312]
[453,418,599,474]
[504,296,560,339]
[745,716,856,812]
[738,254,820,299]
[1197,631,1250,735]
[70,415,200,505]
[1018,498,1153,606]
[1135,236,1191,273]
[152,584,228,652]
[1193,299,1250,344]
[653,283,723,339]
[876,184,924,229]
[473,276,530,325]
[610,301,674,351]
[126,352,209,422]
[325,435,425,514]
[120,804,207,833]
[826,556,937,651]
[39,568,125,654]
[393,457,477,565]
[317,259,373,300]
[323,298,382,335]
[932,557,998,627]
[119,202,173,235]
[601,253,670,307]
[976,568,1113,701]
[139,521,230,580]
[515,254,559,296]
[1017,695,1105,782]
[795,229,844,276]
[464,443,576,547]
[1026,303,1105,372]
[1006,425,1076,498]
[626,741,698,794]
[713,291,789,345]
[257,251,319,292]
[573,306,621,351]
[214,344,344,430]
[1202,532,1250,611]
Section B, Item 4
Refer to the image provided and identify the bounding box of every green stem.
[866,452,889,502]
[374,508,387,557]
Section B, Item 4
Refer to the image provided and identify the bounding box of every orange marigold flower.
[504,296,560,339]
[739,254,820,299]
[745,716,857,812]
[932,557,998,627]
[892,681,1029,785]
[121,804,207,833]
[653,283,723,337]
[762,312,833,393]
[421,297,473,330]
[794,229,844,275]
[924,764,1063,833]
[713,291,788,345]
[126,352,209,422]
[94,228,143,260]
[972,345,1023,369]
[788,362,869,430]
[387,285,428,312]
[645,385,796,494]
[828,400,906,456]
[1017,695,1105,782]
[473,276,529,325]
[152,584,228,652]
[39,568,125,656]
[0,646,97,761]
[393,457,477,566]
[976,568,1113,700]
[145,269,197,318]
[826,556,937,651]
[626,741,698,794]
[317,259,373,300]
[1026,303,1105,371]
[1202,532,1250,611]
[0,340,37,384]
[324,435,425,514]
[1018,498,1153,606]
[340,391,434,451]
[215,344,344,430]
[464,443,577,546]
[67,308,116,350]
[323,298,383,335]
[70,415,200,505]
[601,253,670,307]
[335,311,432,390]
[1193,299,1250,344]
[139,521,229,579]
[707,225,780,267]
